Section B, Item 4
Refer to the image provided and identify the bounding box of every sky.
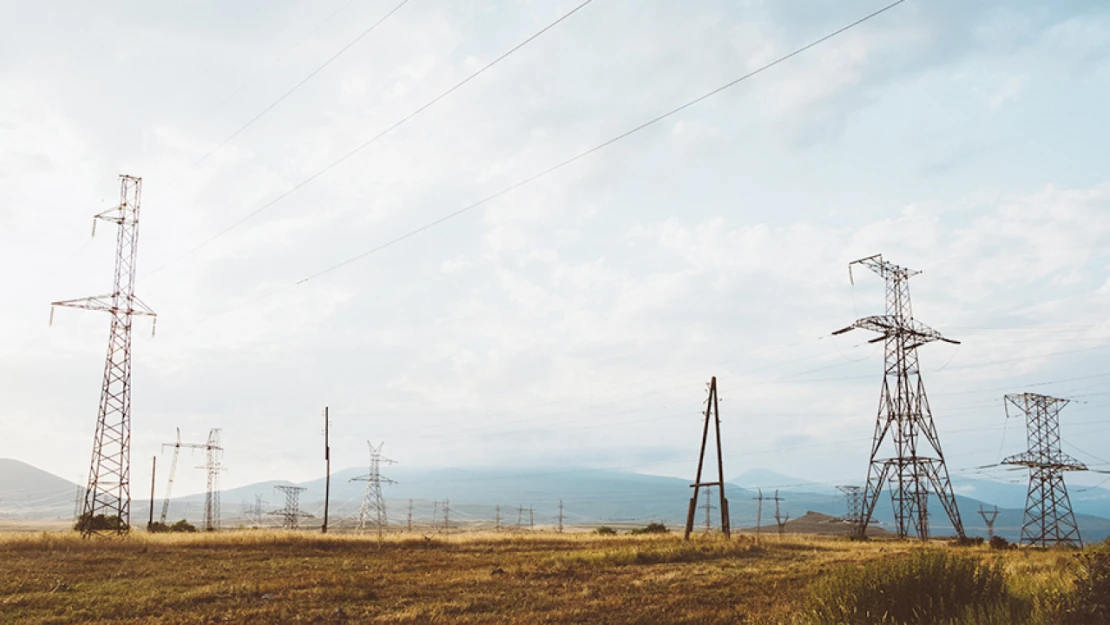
[1,0,1109,500]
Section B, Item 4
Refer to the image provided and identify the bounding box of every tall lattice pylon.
[833,254,965,540]
[977,505,1000,541]
[271,485,311,529]
[52,174,157,537]
[200,429,223,532]
[350,441,395,536]
[684,376,731,540]
[1002,393,1086,547]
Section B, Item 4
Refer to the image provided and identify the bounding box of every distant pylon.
[407,499,414,532]
[159,428,222,530]
[837,485,863,525]
[1002,393,1087,547]
[684,376,731,540]
[271,485,311,529]
[52,174,157,537]
[703,486,716,532]
[977,505,1000,540]
[833,254,965,540]
[773,490,789,535]
[350,441,395,537]
[557,500,564,533]
[753,488,764,536]
[495,504,502,532]
[199,429,223,532]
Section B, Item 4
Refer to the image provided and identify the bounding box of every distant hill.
[5,459,1110,542]
[739,510,893,537]
[0,459,81,520]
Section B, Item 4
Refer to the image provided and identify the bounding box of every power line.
[190,0,359,128]
[158,0,596,272]
[185,0,909,320]
[184,0,413,175]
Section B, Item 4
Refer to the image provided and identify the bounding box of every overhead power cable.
[192,0,359,128]
[199,0,908,320]
[158,0,596,272]
[185,0,413,174]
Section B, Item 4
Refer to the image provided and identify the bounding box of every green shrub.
[806,549,1008,624]
[1065,552,1110,624]
[630,522,668,535]
[988,535,1013,550]
[147,521,170,533]
[73,513,127,533]
[594,526,617,536]
[170,519,198,533]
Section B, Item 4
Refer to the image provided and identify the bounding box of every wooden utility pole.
[148,456,157,529]
[684,376,731,540]
[322,406,330,534]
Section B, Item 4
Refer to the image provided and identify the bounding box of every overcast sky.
[1,0,1109,500]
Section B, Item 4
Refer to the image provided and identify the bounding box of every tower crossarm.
[848,254,921,283]
[51,294,157,316]
[833,315,957,347]
[1002,451,1087,472]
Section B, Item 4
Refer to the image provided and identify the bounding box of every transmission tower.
[773,490,789,535]
[557,500,564,534]
[159,428,222,530]
[529,506,534,532]
[408,499,414,532]
[703,486,717,532]
[1002,393,1088,547]
[977,505,1000,540]
[51,174,157,537]
[199,429,223,532]
[443,498,451,533]
[837,485,864,525]
[495,504,502,532]
[833,254,965,540]
[684,376,731,540]
[349,441,395,536]
[271,485,311,529]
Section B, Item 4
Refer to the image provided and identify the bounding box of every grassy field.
[0,529,1096,624]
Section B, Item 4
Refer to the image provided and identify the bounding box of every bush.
[630,522,669,535]
[147,521,170,533]
[951,536,985,547]
[170,519,198,533]
[73,513,127,533]
[1065,552,1110,624]
[594,526,617,536]
[806,549,1008,624]
[989,535,1012,550]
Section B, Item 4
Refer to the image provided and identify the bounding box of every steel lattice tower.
[272,485,311,529]
[52,174,156,537]
[977,505,1000,541]
[833,254,965,540]
[200,429,223,532]
[350,441,395,536]
[1002,393,1085,547]
[837,485,864,525]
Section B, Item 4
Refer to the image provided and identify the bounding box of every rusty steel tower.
[1002,393,1086,547]
[52,175,156,537]
[833,254,965,540]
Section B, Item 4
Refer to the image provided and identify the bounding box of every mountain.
[5,459,1110,542]
[0,459,82,520]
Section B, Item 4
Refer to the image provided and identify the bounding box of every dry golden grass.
[0,530,1078,624]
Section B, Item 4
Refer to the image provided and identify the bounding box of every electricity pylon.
[350,441,395,536]
[159,428,223,531]
[271,485,312,529]
[833,254,965,540]
[837,485,864,525]
[684,376,731,540]
[1002,393,1088,547]
[773,490,790,535]
[703,486,716,532]
[977,505,1000,540]
[52,174,157,537]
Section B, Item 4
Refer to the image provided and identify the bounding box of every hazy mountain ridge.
[4,458,1110,541]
